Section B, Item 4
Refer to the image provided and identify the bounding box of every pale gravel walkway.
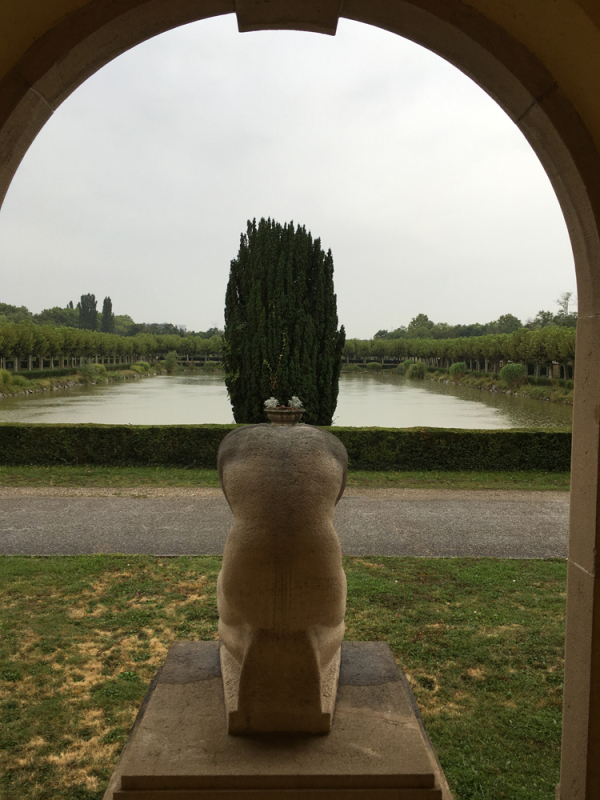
[0,486,569,559]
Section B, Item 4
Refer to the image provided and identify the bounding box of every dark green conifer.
[78,294,98,330]
[101,296,115,333]
[224,218,345,425]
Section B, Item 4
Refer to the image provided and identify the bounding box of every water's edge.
[0,368,159,401]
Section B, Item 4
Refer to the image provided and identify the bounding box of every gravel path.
[0,487,569,558]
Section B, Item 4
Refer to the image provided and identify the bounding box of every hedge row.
[16,368,79,379]
[0,424,572,471]
[332,427,571,471]
[16,363,133,380]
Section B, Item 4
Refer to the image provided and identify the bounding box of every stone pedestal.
[103,641,452,799]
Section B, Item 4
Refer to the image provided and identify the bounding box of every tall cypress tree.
[101,296,115,333]
[78,294,98,330]
[224,218,345,425]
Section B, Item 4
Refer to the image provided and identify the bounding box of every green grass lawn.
[0,556,565,800]
[0,464,570,491]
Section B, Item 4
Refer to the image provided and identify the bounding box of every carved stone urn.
[265,407,305,425]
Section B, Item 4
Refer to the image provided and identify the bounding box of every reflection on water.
[334,372,572,429]
[0,372,572,429]
[0,375,233,426]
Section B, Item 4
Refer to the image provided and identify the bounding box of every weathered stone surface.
[217,424,347,734]
[236,0,341,35]
[104,641,451,799]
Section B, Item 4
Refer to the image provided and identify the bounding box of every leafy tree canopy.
[408,313,434,333]
[34,306,80,327]
[0,297,223,338]
[377,293,576,341]
[489,313,522,335]
[0,302,33,324]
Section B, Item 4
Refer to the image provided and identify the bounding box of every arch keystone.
[235,0,341,34]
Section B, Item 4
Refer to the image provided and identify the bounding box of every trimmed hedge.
[330,427,571,471]
[16,368,79,380]
[0,424,572,471]
[16,363,133,380]
[0,424,232,468]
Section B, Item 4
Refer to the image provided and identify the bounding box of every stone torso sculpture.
[217,423,348,735]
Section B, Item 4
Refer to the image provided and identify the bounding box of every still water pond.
[0,372,572,429]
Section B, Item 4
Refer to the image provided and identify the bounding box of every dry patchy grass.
[0,555,566,800]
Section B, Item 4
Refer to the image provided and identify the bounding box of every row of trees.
[345,325,577,377]
[0,321,224,370]
[1,296,116,333]
[375,294,577,340]
[0,320,577,378]
[0,299,222,339]
[77,294,115,332]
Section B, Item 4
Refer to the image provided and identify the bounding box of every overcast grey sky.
[0,14,575,338]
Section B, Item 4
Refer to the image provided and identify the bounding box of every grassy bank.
[0,362,162,399]
[0,555,565,800]
[0,465,571,491]
[428,370,574,405]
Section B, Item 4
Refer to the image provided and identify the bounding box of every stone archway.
[1,2,600,797]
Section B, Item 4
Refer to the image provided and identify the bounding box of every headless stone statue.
[217,424,348,735]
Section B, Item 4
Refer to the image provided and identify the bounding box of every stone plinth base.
[103,641,453,799]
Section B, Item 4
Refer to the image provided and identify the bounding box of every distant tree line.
[0,317,576,378]
[344,325,576,378]
[375,293,577,340]
[0,322,225,371]
[1,292,577,378]
[0,296,222,339]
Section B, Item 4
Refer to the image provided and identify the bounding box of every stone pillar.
[558,314,600,798]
